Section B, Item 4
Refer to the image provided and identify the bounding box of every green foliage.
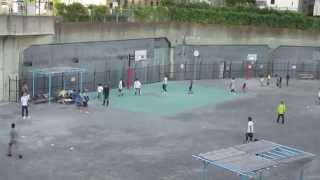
[88,5,108,22]
[53,0,61,15]
[55,3,66,16]
[53,0,320,31]
[65,3,89,22]
[55,2,89,22]
[134,6,170,22]
[132,1,320,31]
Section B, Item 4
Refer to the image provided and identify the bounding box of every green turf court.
[94,82,242,114]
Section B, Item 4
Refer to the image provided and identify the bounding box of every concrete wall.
[272,46,320,78]
[171,44,270,80]
[4,20,320,101]
[22,38,171,91]
[56,22,320,48]
[0,15,55,101]
[0,16,55,36]
[0,35,55,101]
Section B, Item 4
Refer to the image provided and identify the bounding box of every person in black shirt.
[103,84,110,107]
[279,76,282,88]
[188,80,193,94]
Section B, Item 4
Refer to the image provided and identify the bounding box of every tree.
[64,3,89,22]
[88,5,108,22]
[55,2,66,16]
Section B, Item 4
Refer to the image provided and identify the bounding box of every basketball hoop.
[247,54,257,65]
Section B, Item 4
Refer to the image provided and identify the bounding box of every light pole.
[193,49,199,80]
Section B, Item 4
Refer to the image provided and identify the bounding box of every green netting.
[91,82,242,114]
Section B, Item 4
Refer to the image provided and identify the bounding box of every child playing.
[242,82,247,93]
[118,79,124,96]
[188,80,193,94]
[21,92,30,119]
[134,79,142,96]
[162,76,168,94]
[97,83,103,100]
[230,77,236,93]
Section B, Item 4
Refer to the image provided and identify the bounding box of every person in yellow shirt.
[276,101,286,124]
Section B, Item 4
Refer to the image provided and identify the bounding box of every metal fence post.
[93,71,96,91]
[15,76,18,102]
[48,74,52,104]
[158,65,161,82]
[201,161,208,180]
[80,72,83,92]
[300,167,304,180]
[198,61,202,80]
[32,72,35,96]
[184,62,187,80]
[259,171,263,180]
[212,63,215,79]
[8,76,11,102]
[229,62,232,79]
[287,61,290,77]
[62,73,65,90]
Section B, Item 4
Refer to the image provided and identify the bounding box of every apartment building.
[0,0,52,15]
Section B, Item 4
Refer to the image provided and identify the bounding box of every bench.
[298,73,314,80]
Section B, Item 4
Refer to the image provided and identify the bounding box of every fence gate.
[8,76,20,102]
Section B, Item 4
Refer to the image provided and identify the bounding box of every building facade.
[0,0,53,15]
[61,0,107,6]
[314,0,320,15]
[106,0,160,7]
[256,0,302,11]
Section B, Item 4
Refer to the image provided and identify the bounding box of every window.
[271,0,275,4]
[72,58,79,63]
[23,61,32,67]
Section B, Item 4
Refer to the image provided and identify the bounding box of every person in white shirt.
[230,77,236,93]
[134,79,142,96]
[97,84,103,100]
[118,79,124,96]
[21,93,30,119]
[245,117,254,143]
[267,74,271,86]
[162,76,168,94]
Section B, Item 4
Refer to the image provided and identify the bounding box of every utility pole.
[39,0,41,15]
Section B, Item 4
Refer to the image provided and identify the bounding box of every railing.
[8,61,320,102]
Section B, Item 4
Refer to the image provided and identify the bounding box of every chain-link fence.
[8,61,320,102]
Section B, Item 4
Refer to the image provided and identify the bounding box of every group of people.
[245,100,287,143]
[96,76,195,107]
[8,83,30,158]
[75,91,90,113]
[11,74,300,158]
[162,76,194,95]
[229,77,247,93]
[260,74,290,87]
[97,83,111,107]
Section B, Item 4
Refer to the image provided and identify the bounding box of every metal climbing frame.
[192,140,315,180]
[29,67,86,104]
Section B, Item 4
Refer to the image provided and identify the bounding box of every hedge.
[133,3,320,30]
